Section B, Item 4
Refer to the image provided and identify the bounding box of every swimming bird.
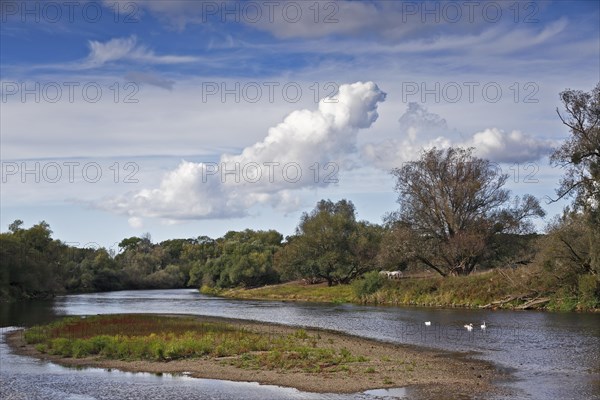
[481,321,486,330]
[464,323,473,332]
[424,321,431,326]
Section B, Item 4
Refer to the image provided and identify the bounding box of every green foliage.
[275,199,383,286]
[222,281,354,303]
[189,229,282,289]
[26,314,370,373]
[0,221,66,301]
[49,338,72,356]
[548,287,579,312]
[578,275,600,309]
[0,220,284,302]
[199,285,219,295]
[34,343,47,353]
[352,271,385,298]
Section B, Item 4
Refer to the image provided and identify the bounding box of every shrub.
[352,271,385,298]
[49,338,72,356]
[578,274,600,310]
[71,339,93,358]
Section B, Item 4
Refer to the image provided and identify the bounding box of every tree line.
[1,84,598,303]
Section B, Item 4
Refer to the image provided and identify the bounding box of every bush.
[578,274,600,310]
[549,286,578,312]
[352,271,385,298]
[72,339,93,358]
[49,338,72,356]
[199,285,219,295]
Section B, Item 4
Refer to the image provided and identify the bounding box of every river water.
[1,289,598,399]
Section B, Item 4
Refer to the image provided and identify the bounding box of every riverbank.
[8,314,506,398]
[218,269,600,312]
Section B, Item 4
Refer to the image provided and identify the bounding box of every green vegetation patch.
[25,315,268,361]
[222,281,355,303]
[24,315,369,372]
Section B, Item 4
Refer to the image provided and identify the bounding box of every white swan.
[464,323,473,332]
[424,321,431,326]
[481,321,486,330]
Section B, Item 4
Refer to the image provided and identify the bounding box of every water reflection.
[0,299,60,327]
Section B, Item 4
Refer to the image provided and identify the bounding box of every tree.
[276,199,382,285]
[192,230,282,288]
[186,236,220,287]
[118,236,143,252]
[8,219,23,233]
[0,220,65,299]
[542,211,594,277]
[386,147,545,276]
[551,83,600,273]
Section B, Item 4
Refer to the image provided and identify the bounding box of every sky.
[1,0,599,250]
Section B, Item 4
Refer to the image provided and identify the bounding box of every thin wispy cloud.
[19,36,199,72]
[84,36,198,68]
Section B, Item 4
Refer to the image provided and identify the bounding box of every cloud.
[361,103,555,170]
[361,102,451,170]
[122,0,548,44]
[124,71,175,90]
[465,128,556,163]
[84,36,198,68]
[22,36,200,72]
[102,82,386,223]
[128,217,144,229]
[397,102,449,142]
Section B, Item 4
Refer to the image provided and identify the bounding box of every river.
[1,289,598,399]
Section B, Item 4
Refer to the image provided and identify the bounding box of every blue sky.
[1,0,599,249]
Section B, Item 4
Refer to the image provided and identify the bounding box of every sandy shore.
[7,315,509,398]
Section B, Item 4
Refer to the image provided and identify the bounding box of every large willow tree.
[276,199,382,286]
[386,147,545,276]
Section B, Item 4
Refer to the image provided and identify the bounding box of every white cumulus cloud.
[465,128,556,163]
[361,103,556,170]
[101,82,386,225]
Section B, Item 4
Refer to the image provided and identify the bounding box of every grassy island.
[9,314,505,397]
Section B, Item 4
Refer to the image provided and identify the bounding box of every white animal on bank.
[379,270,403,280]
